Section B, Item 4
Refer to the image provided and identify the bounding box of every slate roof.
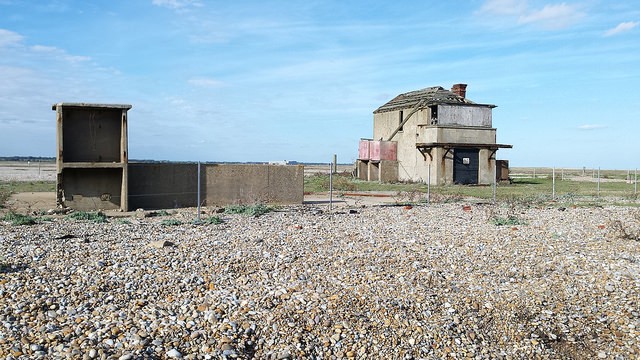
[373,86,495,114]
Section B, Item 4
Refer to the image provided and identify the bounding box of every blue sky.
[0,0,638,168]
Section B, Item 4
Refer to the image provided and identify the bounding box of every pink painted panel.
[358,140,370,160]
[370,141,381,161]
[379,141,397,160]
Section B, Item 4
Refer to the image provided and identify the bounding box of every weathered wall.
[127,163,304,210]
[421,126,496,144]
[437,105,492,127]
[61,108,123,163]
[373,109,432,182]
[129,163,200,210]
[205,164,304,205]
[61,168,123,211]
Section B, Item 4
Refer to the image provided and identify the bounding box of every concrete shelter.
[359,84,511,185]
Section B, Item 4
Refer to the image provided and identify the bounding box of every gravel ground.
[0,203,639,359]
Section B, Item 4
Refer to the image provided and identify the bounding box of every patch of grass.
[0,180,56,194]
[66,211,107,223]
[161,219,182,226]
[224,204,273,217]
[203,216,224,225]
[115,219,132,225]
[491,215,527,226]
[1,212,37,225]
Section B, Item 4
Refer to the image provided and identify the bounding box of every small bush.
[161,219,182,226]
[203,216,224,225]
[224,204,273,217]
[2,212,37,226]
[116,219,132,225]
[66,211,107,223]
[491,215,527,226]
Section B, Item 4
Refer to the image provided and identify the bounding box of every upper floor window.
[429,105,438,125]
[398,110,404,132]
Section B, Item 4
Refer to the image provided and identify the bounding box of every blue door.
[453,148,479,184]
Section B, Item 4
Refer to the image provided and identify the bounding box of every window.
[429,105,438,125]
[398,110,404,132]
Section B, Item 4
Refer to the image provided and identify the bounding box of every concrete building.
[358,84,511,185]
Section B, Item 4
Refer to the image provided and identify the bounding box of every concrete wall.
[374,109,431,182]
[437,105,492,127]
[129,163,200,210]
[61,168,123,211]
[205,164,304,205]
[127,163,304,210]
[421,126,496,144]
[61,108,123,162]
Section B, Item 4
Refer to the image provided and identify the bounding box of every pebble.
[0,203,638,359]
[166,348,182,358]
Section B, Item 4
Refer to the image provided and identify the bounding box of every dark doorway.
[453,148,479,184]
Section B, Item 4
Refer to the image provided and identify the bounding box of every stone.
[166,349,183,358]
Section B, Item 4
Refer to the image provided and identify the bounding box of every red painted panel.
[370,141,381,161]
[358,140,370,160]
[379,141,397,161]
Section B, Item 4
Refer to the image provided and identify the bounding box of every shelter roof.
[374,86,494,114]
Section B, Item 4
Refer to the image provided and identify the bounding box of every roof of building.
[373,86,495,114]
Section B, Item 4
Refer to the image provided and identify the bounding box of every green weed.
[203,216,224,225]
[491,215,527,226]
[1,212,37,225]
[66,211,107,223]
[161,219,182,226]
[224,204,273,217]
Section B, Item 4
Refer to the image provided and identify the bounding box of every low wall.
[205,164,304,206]
[128,163,200,210]
[127,163,304,210]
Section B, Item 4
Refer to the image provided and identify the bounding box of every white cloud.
[0,28,24,47]
[518,3,584,29]
[477,1,585,29]
[188,77,224,88]
[604,21,639,37]
[30,44,91,63]
[479,0,528,16]
[151,0,201,10]
[578,124,606,130]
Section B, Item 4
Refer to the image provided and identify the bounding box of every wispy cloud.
[479,0,528,16]
[477,1,585,29]
[518,3,585,29]
[31,45,91,63]
[151,0,201,10]
[604,21,639,37]
[578,124,607,130]
[0,28,23,47]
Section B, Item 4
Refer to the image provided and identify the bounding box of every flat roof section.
[52,103,132,110]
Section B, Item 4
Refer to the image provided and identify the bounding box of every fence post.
[427,163,431,204]
[635,168,637,195]
[197,161,201,223]
[492,164,497,204]
[552,167,555,200]
[329,161,333,212]
[597,167,600,197]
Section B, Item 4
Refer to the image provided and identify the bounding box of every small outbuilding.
[357,84,511,185]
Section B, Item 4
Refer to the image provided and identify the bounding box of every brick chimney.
[451,83,467,98]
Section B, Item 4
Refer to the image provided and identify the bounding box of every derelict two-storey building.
[357,84,511,185]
